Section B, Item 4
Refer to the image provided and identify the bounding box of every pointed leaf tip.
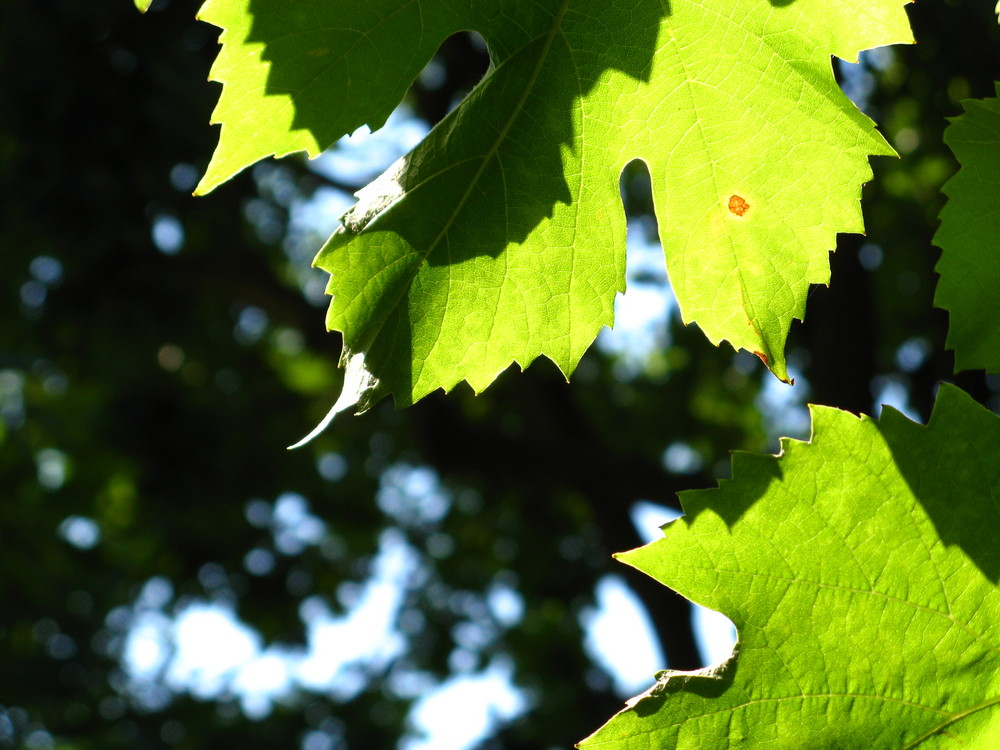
[286,353,379,449]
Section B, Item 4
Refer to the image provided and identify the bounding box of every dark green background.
[1,0,998,747]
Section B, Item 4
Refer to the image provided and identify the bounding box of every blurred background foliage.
[1,0,998,748]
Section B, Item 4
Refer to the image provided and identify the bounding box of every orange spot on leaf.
[728,195,750,217]
[753,350,768,366]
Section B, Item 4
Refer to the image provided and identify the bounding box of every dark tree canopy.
[1,1,998,748]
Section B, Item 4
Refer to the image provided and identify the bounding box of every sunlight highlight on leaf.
[197,0,912,424]
[581,384,1000,749]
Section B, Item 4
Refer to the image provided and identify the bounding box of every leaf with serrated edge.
[197,0,912,429]
[934,83,1000,374]
[579,383,1000,749]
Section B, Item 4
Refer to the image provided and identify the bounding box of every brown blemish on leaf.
[728,195,750,217]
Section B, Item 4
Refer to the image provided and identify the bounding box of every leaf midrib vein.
[409,0,572,366]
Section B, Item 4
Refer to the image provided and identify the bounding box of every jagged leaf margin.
[195,0,912,434]
[934,83,1000,374]
[580,383,1000,749]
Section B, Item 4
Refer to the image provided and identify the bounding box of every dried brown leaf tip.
[728,194,750,217]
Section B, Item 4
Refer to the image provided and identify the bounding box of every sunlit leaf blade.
[197,0,911,416]
[193,0,490,195]
[579,383,1000,749]
[934,83,1000,374]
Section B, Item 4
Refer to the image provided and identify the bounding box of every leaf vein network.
[613,692,959,747]
[899,693,1000,750]
[558,20,587,350]
[662,6,761,334]
[260,0,422,128]
[696,0,845,113]
[407,0,572,364]
[683,565,999,658]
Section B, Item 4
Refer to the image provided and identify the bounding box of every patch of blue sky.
[630,501,737,670]
[377,464,451,528]
[581,575,665,697]
[118,520,530,747]
[279,108,429,306]
[120,529,416,711]
[310,108,430,187]
[872,374,921,421]
[838,47,894,113]
[58,516,101,550]
[295,528,415,698]
[400,657,527,750]
[756,361,811,447]
[597,218,674,377]
[486,582,524,629]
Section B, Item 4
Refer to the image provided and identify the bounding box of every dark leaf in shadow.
[880,383,1000,582]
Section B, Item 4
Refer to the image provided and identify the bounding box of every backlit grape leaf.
[934,83,1000,374]
[196,0,912,430]
[580,383,1000,749]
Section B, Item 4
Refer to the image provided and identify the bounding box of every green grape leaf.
[934,83,1000,374]
[197,0,912,429]
[135,0,154,13]
[580,383,1000,749]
